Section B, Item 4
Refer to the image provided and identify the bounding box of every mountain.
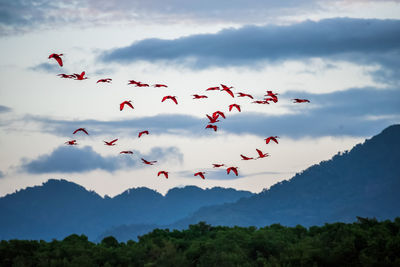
[0,180,253,240]
[168,124,400,228]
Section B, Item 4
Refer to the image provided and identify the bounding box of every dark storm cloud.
[0,105,11,113]
[22,87,400,138]
[101,18,400,82]
[21,145,183,174]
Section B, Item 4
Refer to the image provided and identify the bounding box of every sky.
[0,0,399,197]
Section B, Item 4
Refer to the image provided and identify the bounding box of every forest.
[1,217,399,267]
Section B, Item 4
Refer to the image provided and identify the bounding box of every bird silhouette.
[158,171,169,178]
[256,149,269,159]
[142,158,157,165]
[138,130,149,138]
[240,154,254,160]
[227,167,239,176]
[120,151,133,154]
[97,78,112,83]
[206,114,219,123]
[48,53,63,67]
[221,84,234,97]
[153,84,168,88]
[229,104,241,112]
[213,164,225,168]
[104,139,118,146]
[194,172,206,179]
[237,92,254,99]
[206,124,218,132]
[73,128,89,135]
[73,71,87,80]
[206,86,220,91]
[65,140,77,145]
[293,98,310,103]
[193,94,208,99]
[265,136,279,144]
[120,100,134,111]
[212,111,226,119]
[162,96,178,105]
[57,74,74,79]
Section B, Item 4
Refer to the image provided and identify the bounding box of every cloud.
[20,145,183,174]
[0,170,4,178]
[28,63,65,73]
[0,105,11,113]
[101,18,400,82]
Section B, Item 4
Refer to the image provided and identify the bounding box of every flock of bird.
[49,53,310,180]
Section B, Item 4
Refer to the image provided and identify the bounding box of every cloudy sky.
[0,0,399,197]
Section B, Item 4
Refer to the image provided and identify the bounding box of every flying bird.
[48,53,63,67]
[162,96,178,105]
[120,151,133,154]
[265,90,278,98]
[206,114,219,123]
[104,139,118,146]
[194,172,206,179]
[213,164,225,168]
[141,158,157,165]
[229,104,241,112]
[220,84,234,98]
[158,171,169,179]
[73,128,89,135]
[226,167,239,176]
[57,74,74,79]
[293,98,310,103]
[256,149,269,159]
[97,78,112,83]
[252,100,269,104]
[138,130,149,138]
[65,140,77,145]
[192,94,208,99]
[212,111,226,119]
[73,71,87,80]
[206,86,220,91]
[265,136,279,144]
[264,97,277,103]
[136,83,150,87]
[153,84,168,88]
[237,92,254,99]
[120,100,134,111]
[240,154,254,160]
[206,124,218,132]
[128,80,140,85]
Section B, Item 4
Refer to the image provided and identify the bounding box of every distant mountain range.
[0,180,252,240]
[1,125,399,242]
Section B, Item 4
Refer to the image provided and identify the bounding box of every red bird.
[104,139,118,146]
[162,96,178,105]
[73,128,89,135]
[206,86,220,91]
[220,84,234,97]
[153,84,168,88]
[206,114,219,123]
[229,104,241,112]
[240,154,254,160]
[264,97,277,103]
[194,172,206,179]
[252,100,269,104]
[213,164,225,168]
[265,90,278,98]
[212,111,226,119]
[138,130,149,138]
[48,53,63,67]
[256,149,269,159]
[120,151,133,154]
[73,71,87,80]
[136,83,150,87]
[192,94,208,99]
[265,136,279,144]
[293,98,310,103]
[120,100,134,111]
[97,78,112,83]
[227,167,239,176]
[142,158,157,165]
[57,74,74,79]
[65,140,77,145]
[128,80,140,85]
[158,171,169,179]
[237,92,254,99]
[206,124,218,132]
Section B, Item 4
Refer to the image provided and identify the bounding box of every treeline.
[1,217,400,266]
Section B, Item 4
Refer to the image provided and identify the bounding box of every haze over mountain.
[101,124,400,241]
[0,181,252,240]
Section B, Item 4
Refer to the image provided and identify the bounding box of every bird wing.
[54,56,63,67]
[171,97,178,104]
[256,149,263,157]
[232,168,238,176]
[110,139,118,144]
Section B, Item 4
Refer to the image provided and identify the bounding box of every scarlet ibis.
[138,130,149,138]
[97,78,112,83]
[229,104,241,112]
[193,94,208,99]
[120,100,134,111]
[221,84,234,97]
[227,167,239,176]
[104,139,118,146]
[213,164,225,168]
[158,171,169,178]
[136,83,150,87]
[162,96,178,105]
[120,151,133,154]
[48,53,63,67]
[293,98,310,103]
[206,86,220,91]
[153,84,168,88]
[265,136,279,144]
[142,158,157,165]
[256,149,269,159]
[128,80,140,85]
[240,154,254,160]
[212,111,226,119]
[57,74,74,78]
[206,124,218,132]
[237,92,254,99]
[265,90,278,98]
[194,172,206,179]
[252,100,269,104]
[73,128,89,135]
[264,97,277,103]
[73,71,87,80]
[65,140,77,145]
[206,114,219,123]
